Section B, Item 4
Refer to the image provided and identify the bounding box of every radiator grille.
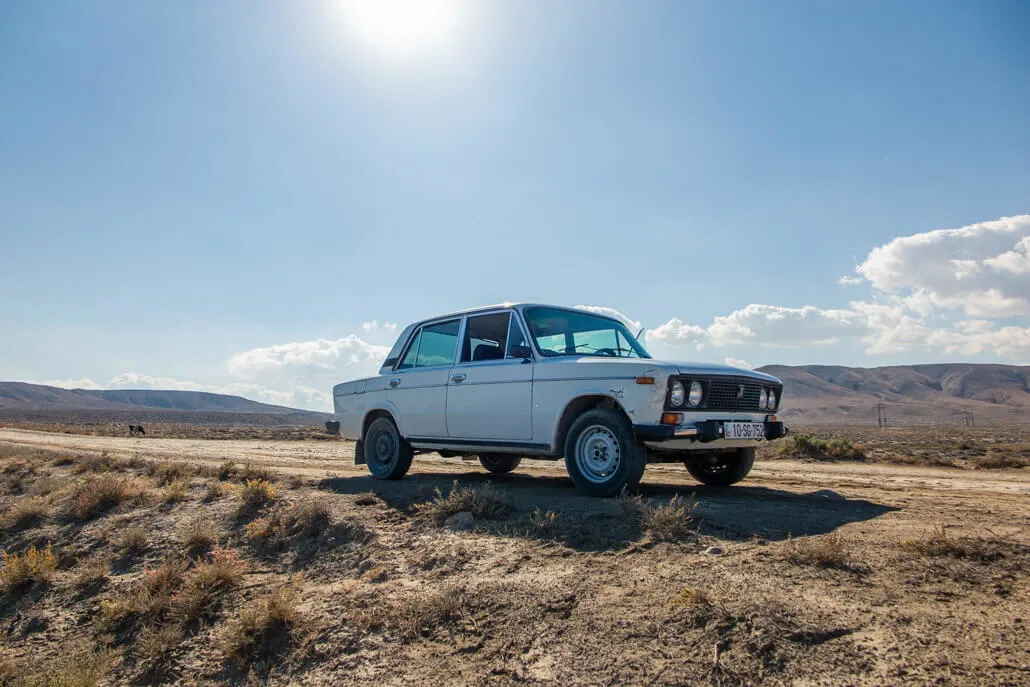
[669,377,782,412]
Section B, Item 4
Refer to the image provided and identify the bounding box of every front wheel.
[685,448,755,486]
[362,417,413,480]
[564,408,646,497]
[478,454,522,474]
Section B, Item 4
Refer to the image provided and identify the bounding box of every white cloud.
[648,318,709,350]
[708,304,868,346]
[362,320,398,334]
[724,357,752,369]
[573,305,642,332]
[838,276,863,286]
[857,214,1030,317]
[31,378,104,390]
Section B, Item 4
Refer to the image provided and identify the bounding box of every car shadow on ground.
[318,469,900,551]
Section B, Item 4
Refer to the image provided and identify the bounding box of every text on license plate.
[723,422,765,440]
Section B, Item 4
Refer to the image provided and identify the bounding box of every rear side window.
[415,320,460,367]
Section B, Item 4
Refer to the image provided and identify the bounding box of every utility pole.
[876,403,888,429]
[963,411,974,427]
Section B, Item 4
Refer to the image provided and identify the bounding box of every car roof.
[413,303,623,327]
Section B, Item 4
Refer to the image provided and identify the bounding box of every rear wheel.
[685,448,755,486]
[564,408,646,497]
[362,417,413,480]
[478,454,522,474]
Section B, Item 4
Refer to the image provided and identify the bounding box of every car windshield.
[523,307,651,358]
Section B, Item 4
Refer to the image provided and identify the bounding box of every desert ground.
[0,426,1027,686]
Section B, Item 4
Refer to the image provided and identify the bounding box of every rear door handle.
[388,378,401,388]
[451,373,467,383]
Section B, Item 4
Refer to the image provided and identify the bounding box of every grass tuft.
[414,481,512,524]
[66,474,150,520]
[785,532,854,569]
[236,479,279,515]
[222,582,305,666]
[2,497,50,530]
[642,495,698,542]
[0,544,58,593]
[778,434,865,461]
[115,524,149,555]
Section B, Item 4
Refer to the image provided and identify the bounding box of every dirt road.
[1,427,1027,544]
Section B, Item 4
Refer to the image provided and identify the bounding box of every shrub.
[115,524,149,554]
[66,474,150,520]
[0,544,58,592]
[785,532,853,569]
[137,624,182,663]
[2,497,50,529]
[149,461,191,485]
[239,463,275,483]
[969,452,1028,470]
[0,648,110,687]
[528,508,558,537]
[163,478,190,503]
[73,556,109,591]
[642,495,698,542]
[778,435,865,461]
[182,517,218,553]
[236,479,279,514]
[204,481,227,501]
[222,583,304,665]
[414,482,512,524]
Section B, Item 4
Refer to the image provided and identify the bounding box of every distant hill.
[0,382,332,426]
[758,363,1030,425]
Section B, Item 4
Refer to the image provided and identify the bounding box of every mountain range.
[2,362,1029,427]
[757,363,1030,425]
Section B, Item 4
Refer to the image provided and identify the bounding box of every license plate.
[723,422,765,440]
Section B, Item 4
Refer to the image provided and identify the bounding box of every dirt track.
[1,428,1027,544]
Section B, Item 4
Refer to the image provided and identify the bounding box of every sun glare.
[338,0,465,58]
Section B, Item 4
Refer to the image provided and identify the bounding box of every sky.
[1,0,1029,411]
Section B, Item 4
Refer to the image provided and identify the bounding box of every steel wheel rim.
[574,425,622,484]
[368,427,396,468]
[700,454,731,475]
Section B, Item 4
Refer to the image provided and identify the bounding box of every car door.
[386,318,459,439]
[446,310,534,441]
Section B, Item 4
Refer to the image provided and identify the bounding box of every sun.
[337,0,465,58]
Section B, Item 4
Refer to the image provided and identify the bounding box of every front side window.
[523,307,650,358]
[461,312,510,362]
[397,330,421,370]
[415,319,460,367]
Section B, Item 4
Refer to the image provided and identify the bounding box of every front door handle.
[451,373,467,383]
[388,378,401,388]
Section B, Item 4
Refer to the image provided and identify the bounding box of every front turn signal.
[635,376,655,385]
[661,412,682,425]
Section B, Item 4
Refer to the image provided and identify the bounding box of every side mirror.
[509,345,533,360]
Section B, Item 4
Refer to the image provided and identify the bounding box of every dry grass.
[900,524,1017,562]
[969,451,1029,469]
[136,623,181,663]
[414,482,512,524]
[203,480,227,501]
[162,478,190,503]
[528,508,559,537]
[2,496,50,530]
[386,584,467,641]
[0,544,58,593]
[239,463,275,483]
[642,495,698,542]
[235,479,279,514]
[72,556,109,591]
[222,582,306,667]
[65,474,150,520]
[778,434,866,461]
[0,647,110,687]
[785,532,855,570]
[181,517,218,553]
[354,491,378,506]
[114,524,149,555]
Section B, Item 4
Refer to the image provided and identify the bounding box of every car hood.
[662,360,781,383]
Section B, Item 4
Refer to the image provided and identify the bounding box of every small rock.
[812,489,846,501]
[444,511,475,531]
[704,546,724,556]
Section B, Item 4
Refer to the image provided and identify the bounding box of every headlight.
[759,388,768,409]
[687,381,703,407]
[768,389,777,409]
[669,381,685,407]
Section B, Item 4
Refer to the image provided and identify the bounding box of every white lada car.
[332,304,787,497]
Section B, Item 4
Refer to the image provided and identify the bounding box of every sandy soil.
[0,428,1028,685]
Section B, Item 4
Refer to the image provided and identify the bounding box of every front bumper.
[634,420,789,443]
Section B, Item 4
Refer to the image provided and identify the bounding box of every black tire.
[685,448,755,486]
[362,417,413,480]
[478,454,522,474]
[563,408,646,497]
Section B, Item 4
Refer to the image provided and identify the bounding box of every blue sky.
[2,0,1028,410]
